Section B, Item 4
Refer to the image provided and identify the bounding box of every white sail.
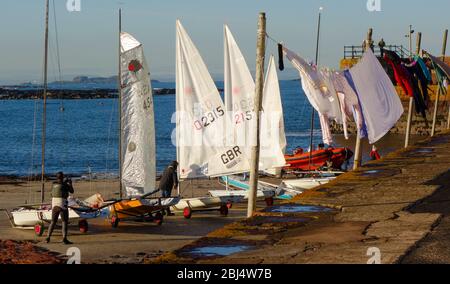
[120,32,155,197]
[224,25,257,149]
[224,26,285,171]
[260,55,287,170]
[176,20,250,179]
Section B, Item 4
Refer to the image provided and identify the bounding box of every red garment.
[370,150,381,160]
[384,55,414,97]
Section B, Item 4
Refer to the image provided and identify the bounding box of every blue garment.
[413,55,432,82]
[343,70,368,138]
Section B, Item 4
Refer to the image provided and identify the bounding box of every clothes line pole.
[247,12,266,218]
[431,29,448,136]
[405,31,421,148]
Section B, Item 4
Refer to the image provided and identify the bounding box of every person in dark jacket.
[45,171,74,244]
[159,161,178,216]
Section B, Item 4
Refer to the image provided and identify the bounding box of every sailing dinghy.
[209,26,287,203]
[107,31,179,227]
[172,21,247,218]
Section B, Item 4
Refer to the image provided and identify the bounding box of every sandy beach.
[0,177,275,263]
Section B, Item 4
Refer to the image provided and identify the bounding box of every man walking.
[45,172,74,244]
[159,161,179,216]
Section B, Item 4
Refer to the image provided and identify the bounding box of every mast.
[40,0,50,203]
[308,7,322,169]
[118,8,123,198]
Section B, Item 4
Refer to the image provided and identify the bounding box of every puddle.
[187,245,251,257]
[362,170,381,175]
[263,204,333,213]
[360,169,389,176]
[258,216,310,223]
[412,148,434,154]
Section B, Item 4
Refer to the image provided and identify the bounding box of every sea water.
[0,80,412,177]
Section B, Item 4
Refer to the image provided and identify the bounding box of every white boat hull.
[10,207,81,227]
[208,189,275,200]
[282,177,335,191]
[171,195,242,211]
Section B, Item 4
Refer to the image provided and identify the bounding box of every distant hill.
[54,76,160,85]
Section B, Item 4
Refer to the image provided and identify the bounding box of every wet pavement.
[155,132,450,264]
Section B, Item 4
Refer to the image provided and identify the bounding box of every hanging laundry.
[413,55,432,82]
[318,113,333,145]
[329,71,365,139]
[282,47,342,145]
[423,50,450,79]
[424,51,450,94]
[348,49,403,144]
[343,70,369,139]
[277,43,284,71]
[407,58,430,107]
[320,69,344,125]
[383,50,426,118]
[403,60,428,116]
[383,50,415,97]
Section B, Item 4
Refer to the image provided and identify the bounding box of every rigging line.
[52,0,62,83]
[52,0,68,171]
[265,32,281,45]
[27,99,40,202]
[104,98,117,197]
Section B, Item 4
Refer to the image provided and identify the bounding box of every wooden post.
[404,98,414,147]
[40,0,50,203]
[416,32,422,56]
[353,28,372,169]
[247,12,266,218]
[352,131,362,170]
[405,32,421,148]
[118,9,123,198]
[431,29,448,136]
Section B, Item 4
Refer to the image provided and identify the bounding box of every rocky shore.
[0,87,179,100]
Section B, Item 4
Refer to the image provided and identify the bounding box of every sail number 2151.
[194,106,225,130]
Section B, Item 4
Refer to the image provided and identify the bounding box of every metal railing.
[344,45,410,59]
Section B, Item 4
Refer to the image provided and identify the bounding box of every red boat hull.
[284,147,353,171]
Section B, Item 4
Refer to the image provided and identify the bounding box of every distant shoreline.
[0,87,177,100]
[0,87,226,100]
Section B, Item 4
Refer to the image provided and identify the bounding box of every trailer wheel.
[78,219,88,233]
[183,207,192,219]
[34,222,45,237]
[154,212,163,226]
[111,216,119,228]
[219,204,229,216]
[265,197,274,207]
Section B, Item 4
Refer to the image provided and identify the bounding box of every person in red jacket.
[370,145,381,160]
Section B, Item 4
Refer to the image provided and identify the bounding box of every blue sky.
[0,0,449,84]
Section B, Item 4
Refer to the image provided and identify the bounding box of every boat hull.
[282,177,336,191]
[208,189,275,200]
[171,196,242,211]
[284,147,353,171]
[11,207,81,227]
